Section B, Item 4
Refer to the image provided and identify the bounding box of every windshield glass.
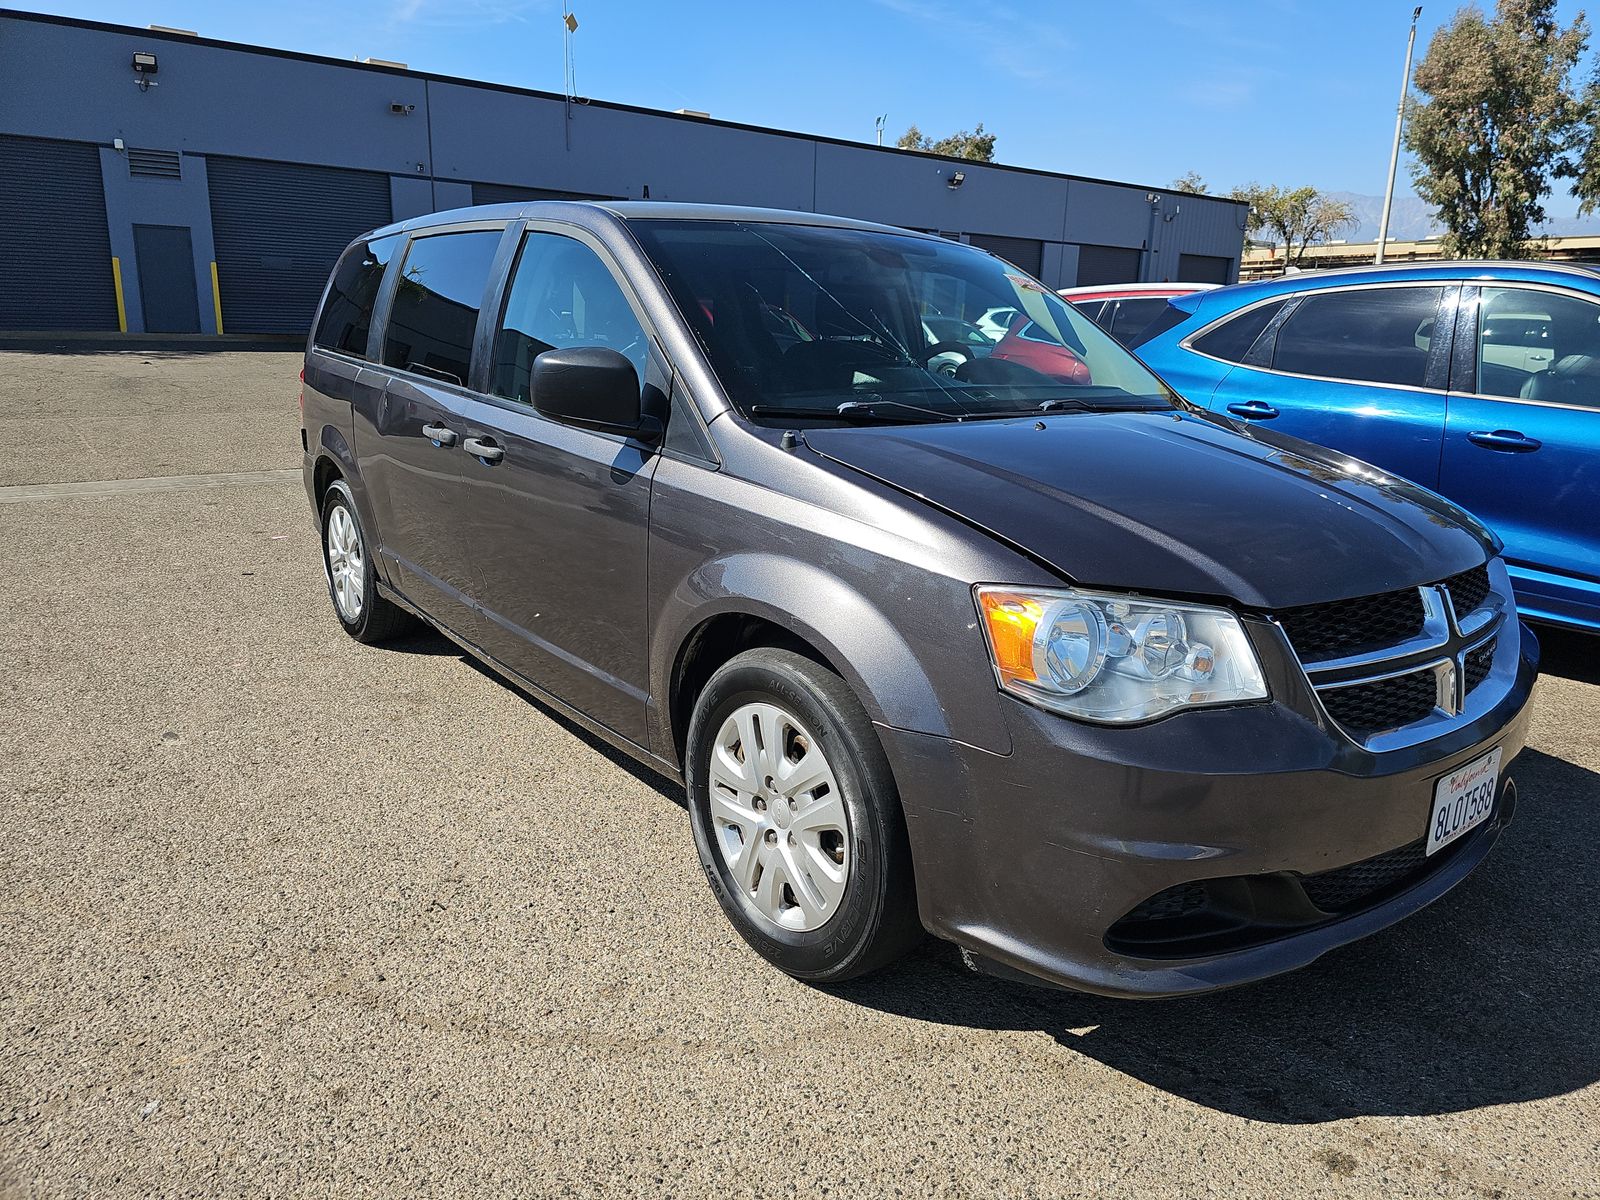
[629,219,1178,423]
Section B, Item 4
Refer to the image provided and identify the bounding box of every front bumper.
[881,620,1540,999]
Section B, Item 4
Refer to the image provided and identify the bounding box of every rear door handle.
[1226,400,1280,420]
[462,435,505,465]
[1467,429,1541,453]
[421,422,457,447]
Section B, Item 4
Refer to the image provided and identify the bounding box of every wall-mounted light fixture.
[389,102,415,115]
[132,50,159,91]
[948,170,966,190]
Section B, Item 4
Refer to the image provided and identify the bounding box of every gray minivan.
[302,202,1537,997]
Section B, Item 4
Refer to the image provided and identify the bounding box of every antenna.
[562,4,578,149]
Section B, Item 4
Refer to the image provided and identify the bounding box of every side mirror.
[531,346,659,440]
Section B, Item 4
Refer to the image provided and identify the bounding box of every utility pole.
[1376,6,1422,265]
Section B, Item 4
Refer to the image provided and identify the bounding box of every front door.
[357,226,506,641]
[454,228,661,743]
[1441,284,1600,624]
[1210,283,1454,487]
[132,224,200,333]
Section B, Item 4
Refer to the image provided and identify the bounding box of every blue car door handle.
[1467,429,1542,453]
[1226,401,1280,420]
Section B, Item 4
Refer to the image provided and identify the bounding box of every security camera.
[389,102,415,115]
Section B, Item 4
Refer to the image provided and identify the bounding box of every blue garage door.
[207,157,393,334]
[0,135,118,331]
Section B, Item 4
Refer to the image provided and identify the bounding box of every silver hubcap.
[707,701,849,932]
[326,504,365,622]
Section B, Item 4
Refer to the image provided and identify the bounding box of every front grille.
[1443,564,1490,618]
[1120,880,1208,925]
[1277,586,1425,661]
[1299,838,1430,911]
[1319,670,1438,735]
[1465,638,1496,693]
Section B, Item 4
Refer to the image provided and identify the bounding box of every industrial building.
[0,9,1249,335]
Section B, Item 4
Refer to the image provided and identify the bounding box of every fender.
[650,551,1014,767]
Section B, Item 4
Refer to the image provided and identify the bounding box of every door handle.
[420,422,457,447]
[462,435,505,464]
[1467,429,1541,453]
[1226,400,1280,420]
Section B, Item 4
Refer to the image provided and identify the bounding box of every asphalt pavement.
[1,344,1597,1198]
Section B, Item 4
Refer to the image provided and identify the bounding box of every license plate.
[1427,747,1501,856]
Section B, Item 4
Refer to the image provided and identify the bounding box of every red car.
[1058,282,1219,346]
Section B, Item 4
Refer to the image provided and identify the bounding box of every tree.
[1407,0,1588,258]
[896,123,997,162]
[1171,171,1209,194]
[1229,183,1358,270]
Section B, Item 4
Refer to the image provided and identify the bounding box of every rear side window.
[1190,299,1286,363]
[1106,297,1170,343]
[381,230,503,387]
[313,234,398,357]
[1272,287,1443,388]
[491,232,648,405]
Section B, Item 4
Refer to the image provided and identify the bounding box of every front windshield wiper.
[747,401,960,424]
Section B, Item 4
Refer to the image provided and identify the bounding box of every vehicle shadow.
[1533,622,1600,685]
[838,746,1600,1123]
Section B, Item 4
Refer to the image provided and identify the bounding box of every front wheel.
[685,648,922,983]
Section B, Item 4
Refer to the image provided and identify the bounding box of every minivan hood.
[804,410,1495,610]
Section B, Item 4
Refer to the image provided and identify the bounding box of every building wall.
[0,11,1248,333]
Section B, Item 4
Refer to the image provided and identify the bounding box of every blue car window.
[1272,287,1442,388]
[1477,286,1600,407]
[1190,299,1286,363]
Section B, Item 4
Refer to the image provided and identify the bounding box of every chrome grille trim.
[1274,558,1516,751]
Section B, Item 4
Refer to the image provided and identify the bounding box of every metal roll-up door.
[1177,253,1233,284]
[207,158,393,334]
[0,135,118,331]
[1075,244,1143,286]
[967,233,1044,278]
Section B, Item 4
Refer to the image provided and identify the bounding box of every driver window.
[491,232,648,405]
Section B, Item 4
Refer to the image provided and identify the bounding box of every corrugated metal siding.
[470,182,618,206]
[207,157,392,333]
[0,134,117,331]
[967,233,1044,277]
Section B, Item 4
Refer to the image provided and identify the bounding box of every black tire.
[685,647,922,983]
[320,479,413,644]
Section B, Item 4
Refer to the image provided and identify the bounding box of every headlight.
[975,585,1268,723]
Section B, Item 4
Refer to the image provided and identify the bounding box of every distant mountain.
[1322,191,1600,244]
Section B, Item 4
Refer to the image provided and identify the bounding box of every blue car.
[1135,262,1600,633]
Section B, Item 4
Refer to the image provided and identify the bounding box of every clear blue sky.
[22,0,1595,205]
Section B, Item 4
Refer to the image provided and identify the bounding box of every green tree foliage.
[1229,183,1358,268]
[1171,171,1209,194]
[896,123,997,162]
[1406,0,1588,258]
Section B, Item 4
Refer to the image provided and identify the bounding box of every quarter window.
[1190,299,1286,363]
[491,232,648,406]
[381,230,503,387]
[1271,287,1443,388]
[313,234,398,357]
[1476,286,1600,407]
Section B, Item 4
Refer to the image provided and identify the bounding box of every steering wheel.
[919,340,978,378]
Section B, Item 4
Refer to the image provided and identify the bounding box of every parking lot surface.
[2,345,1598,1198]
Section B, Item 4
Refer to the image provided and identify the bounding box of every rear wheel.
[320,479,412,644]
[685,648,921,982]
